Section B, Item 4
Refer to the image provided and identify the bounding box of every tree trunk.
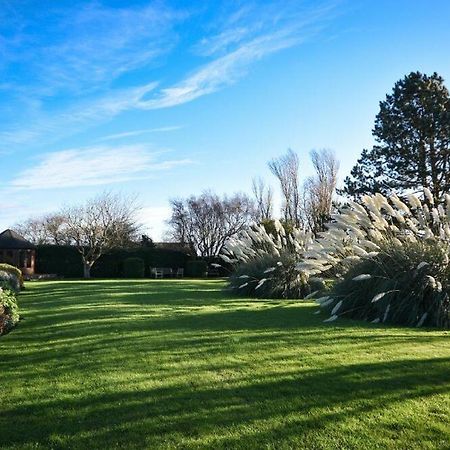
[83,262,91,279]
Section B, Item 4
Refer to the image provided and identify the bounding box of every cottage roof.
[0,229,35,250]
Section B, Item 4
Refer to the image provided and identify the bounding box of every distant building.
[0,229,36,275]
[155,242,193,255]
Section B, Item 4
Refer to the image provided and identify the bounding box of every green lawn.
[0,280,449,449]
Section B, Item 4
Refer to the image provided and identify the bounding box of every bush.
[229,253,316,299]
[0,282,19,335]
[300,189,450,328]
[186,260,208,277]
[222,221,313,298]
[123,257,145,278]
[0,263,23,292]
[319,239,450,328]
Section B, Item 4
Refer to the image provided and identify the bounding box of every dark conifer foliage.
[343,72,450,203]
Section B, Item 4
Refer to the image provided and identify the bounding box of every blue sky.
[1,0,450,239]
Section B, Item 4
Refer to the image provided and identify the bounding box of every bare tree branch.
[251,177,274,222]
[168,191,255,258]
[268,149,301,227]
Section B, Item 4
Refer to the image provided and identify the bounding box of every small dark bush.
[186,260,208,277]
[123,257,145,278]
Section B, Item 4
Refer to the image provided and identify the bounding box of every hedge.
[36,245,192,278]
[123,257,145,278]
[185,260,208,277]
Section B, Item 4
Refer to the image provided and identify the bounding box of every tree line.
[13,71,450,277]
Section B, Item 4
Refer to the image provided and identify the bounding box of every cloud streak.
[1,2,184,96]
[11,145,191,190]
[0,1,339,148]
[98,126,183,142]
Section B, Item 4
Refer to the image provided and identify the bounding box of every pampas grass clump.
[223,221,314,298]
[307,189,450,328]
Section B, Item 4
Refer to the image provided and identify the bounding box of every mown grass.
[0,279,449,449]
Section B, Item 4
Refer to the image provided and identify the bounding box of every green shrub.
[0,263,23,292]
[0,282,19,335]
[186,260,208,277]
[229,252,318,299]
[123,257,145,278]
[222,221,313,298]
[319,239,450,328]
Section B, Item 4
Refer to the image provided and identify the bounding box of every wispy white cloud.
[0,82,159,146]
[0,1,339,147]
[1,2,184,96]
[11,145,191,190]
[139,30,304,109]
[98,126,183,142]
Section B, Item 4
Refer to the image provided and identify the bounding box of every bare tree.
[251,177,274,222]
[62,192,141,278]
[268,149,301,227]
[168,191,255,258]
[301,149,339,233]
[14,213,68,245]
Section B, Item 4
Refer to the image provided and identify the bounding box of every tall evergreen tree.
[343,72,450,203]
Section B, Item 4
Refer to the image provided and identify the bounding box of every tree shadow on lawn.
[2,280,449,447]
[1,356,449,448]
[7,280,449,379]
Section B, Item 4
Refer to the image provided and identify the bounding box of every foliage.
[36,245,83,277]
[343,71,450,202]
[1,279,449,448]
[123,257,145,278]
[0,263,24,291]
[322,240,450,327]
[36,245,190,278]
[299,189,450,328]
[185,259,208,277]
[223,221,314,298]
[0,282,19,335]
[229,253,315,299]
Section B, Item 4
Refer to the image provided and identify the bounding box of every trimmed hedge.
[36,245,83,278]
[186,260,208,278]
[36,245,192,278]
[123,257,145,278]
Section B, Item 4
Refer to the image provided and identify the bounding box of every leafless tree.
[301,149,339,233]
[168,191,255,258]
[251,177,274,222]
[14,213,68,245]
[268,149,301,227]
[62,192,141,278]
